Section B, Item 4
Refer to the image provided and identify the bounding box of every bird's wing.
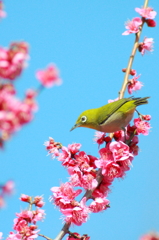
[98,98,131,125]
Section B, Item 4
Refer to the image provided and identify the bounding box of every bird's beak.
[70,123,80,132]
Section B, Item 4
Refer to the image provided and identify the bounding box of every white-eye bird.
[70,97,149,133]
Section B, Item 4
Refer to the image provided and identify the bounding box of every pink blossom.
[92,177,112,198]
[122,17,142,35]
[113,130,125,142]
[0,85,37,139]
[0,232,3,240]
[89,197,109,213]
[19,194,31,203]
[32,209,45,224]
[2,180,14,195]
[135,7,157,19]
[81,173,98,190]
[33,196,45,208]
[14,211,33,227]
[68,143,81,154]
[134,118,151,135]
[58,146,73,166]
[139,38,154,55]
[98,145,114,162]
[69,166,98,190]
[0,42,29,80]
[50,182,82,208]
[106,161,124,180]
[94,131,107,146]
[109,141,133,162]
[44,137,61,158]
[61,197,89,226]
[6,232,22,240]
[127,74,143,94]
[74,151,90,166]
[36,64,62,88]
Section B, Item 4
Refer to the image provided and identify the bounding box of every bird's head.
[70,109,99,131]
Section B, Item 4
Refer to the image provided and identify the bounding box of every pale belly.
[99,110,135,133]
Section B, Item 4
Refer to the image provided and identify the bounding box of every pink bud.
[146,19,156,27]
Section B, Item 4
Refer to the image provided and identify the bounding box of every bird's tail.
[133,97,150,106]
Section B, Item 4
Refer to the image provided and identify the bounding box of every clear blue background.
[1,1,159,239]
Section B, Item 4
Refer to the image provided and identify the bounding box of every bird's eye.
[81,116,87,123]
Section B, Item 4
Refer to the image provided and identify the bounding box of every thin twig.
[119,0,149,99]
[39,233,53,240]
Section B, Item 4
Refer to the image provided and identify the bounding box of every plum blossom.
[6,195,45,240]
[0,42,29,80]
[68,143,81,154]
[20,194,31,203]
[127,74,143,94]
[58,146,73,166]
[134,118,151,135]
[89,197,109,213]
[44,137,61,158]
[0,84,37,141]
[36,64,62,88]
[0,180,15,208]
[109,141,133,162]
[33,196,45,208]
[139,37,154,55]
[61,197,89,226]
[92,176,112,198]
[94,131,107,146]
[122,17,142,35]
[50,182,82,209]
[135,7,157,19]
[68,166,98,190]
[1,180,14,195]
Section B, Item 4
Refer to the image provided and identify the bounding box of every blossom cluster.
[0,83,37,145]
[0,42,29,80]
[36,64,62,88]
[122,6,157,95]
[45,114,151,226]
[0,41,61,146]
[0,180,14,208]
[6,194,45,240]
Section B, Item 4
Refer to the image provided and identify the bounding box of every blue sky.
[1,1,159,239]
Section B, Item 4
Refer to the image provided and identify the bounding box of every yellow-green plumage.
[70,97,149,133]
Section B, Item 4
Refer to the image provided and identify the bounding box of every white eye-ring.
[81,116,87,123]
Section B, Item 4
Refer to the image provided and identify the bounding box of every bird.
[70,97,149,133]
